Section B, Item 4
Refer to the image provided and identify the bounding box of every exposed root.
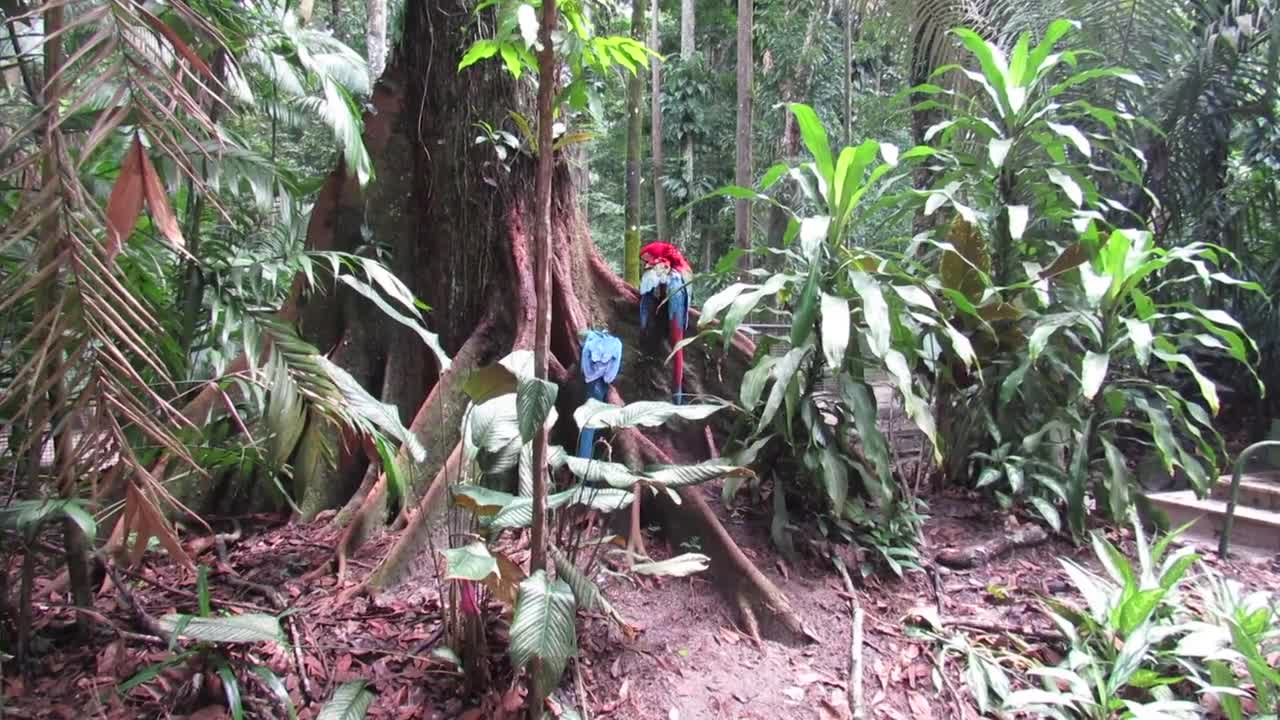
[357,441,464,593]
[606,389,812,644]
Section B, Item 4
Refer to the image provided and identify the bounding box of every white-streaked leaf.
[1046,122,1092,157]
[516,4,539,48]
[1081,351,1109,400]
[1047,168,1083,207]
[509,571,577,696]
[989,137,1013,168]
[1008,205,1028,240]
[157,614,283,645]
[574,399,725,430]
[317,681,374,720]
[820,293,850,370]
[631,553,710,577]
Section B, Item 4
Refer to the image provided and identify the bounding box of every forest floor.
[4,481,1279,720]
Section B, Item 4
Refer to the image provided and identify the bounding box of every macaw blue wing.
[667,272,690,333]
[639,290,656,331]
[581,330,623,384]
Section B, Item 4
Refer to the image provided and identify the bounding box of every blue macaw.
[577,329,623,458]
[638,242,692,404]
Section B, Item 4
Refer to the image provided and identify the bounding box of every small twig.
[850,606,865,720]
[115,566,270,613]
[575,657,591,720]
[100,555,172,643]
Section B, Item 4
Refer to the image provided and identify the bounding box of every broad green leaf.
[1101,438,1133,520]
[510,571,577,697]
[441,542,498,582]
[1081,350,1109,400]
[459,40,500,70]
[157,614,283,645]
[321,357,426,462]
[757,345,811,435]
[1152,349,1220,415]
[884,350,939,459]
[1029,497,1061,532]
[820,446,849,512]
[574,399,725,430]
[1028,20,1079,80]
[741,356,777,410]
[799,216,830,262]
[951,28,1011,114]
[453,485,516,515]
[318,681,375,720]
[820,293,850,370]
[788,103,834,186]
[631,553,710,577]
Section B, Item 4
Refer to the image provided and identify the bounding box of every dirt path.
[5,488,1278,719]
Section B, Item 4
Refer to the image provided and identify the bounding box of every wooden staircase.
[1146,469,1280,553]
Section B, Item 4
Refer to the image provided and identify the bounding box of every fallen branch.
[834,558,864,720]
[937,616,1064,644]
[934,525,1048,569]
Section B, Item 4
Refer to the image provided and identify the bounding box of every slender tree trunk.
[680,0,695,247]
[843,0,852,145]
[766,3,822,254]
[734,0,753,272]
[366,0,387,83]
[649,0,668,242]
[529,3,557,714]
[623,0,646,285]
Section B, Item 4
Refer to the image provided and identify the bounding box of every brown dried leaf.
[137,141,185,252]
[104,136,146,262]
[123,482,194,569]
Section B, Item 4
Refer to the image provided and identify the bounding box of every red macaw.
[639,242,693,404]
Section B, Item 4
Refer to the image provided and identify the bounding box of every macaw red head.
[640,242,692,276]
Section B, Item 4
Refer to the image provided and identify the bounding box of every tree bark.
[734,0,753,272]
[649,0,668,242]
[366,0,387,83]
[623,0,646,285]
[680,0,695,247]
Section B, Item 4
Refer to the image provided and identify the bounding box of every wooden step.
[1209,472,1280,511]
[1146,489,1280,550]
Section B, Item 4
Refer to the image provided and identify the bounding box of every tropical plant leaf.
[156,614,283,645]
[317,680,375,720]
[509,571,577,697]
[630,553,710,577]
[574,399,725,430]
[441,542,499,582]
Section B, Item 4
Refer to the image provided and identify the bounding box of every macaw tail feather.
[577,378,610,457]
[670,318,685,405]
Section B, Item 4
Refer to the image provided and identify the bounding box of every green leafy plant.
[907,20,1262,534]
[439,350,751,699]
[689,103,969,574]
[119,566,295,720]
[937,512,1279,719]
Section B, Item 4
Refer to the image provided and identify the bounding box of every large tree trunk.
[297,0,807,642]
[680,0,695,247]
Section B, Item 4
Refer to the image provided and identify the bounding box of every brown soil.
[4,487,1278,719]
